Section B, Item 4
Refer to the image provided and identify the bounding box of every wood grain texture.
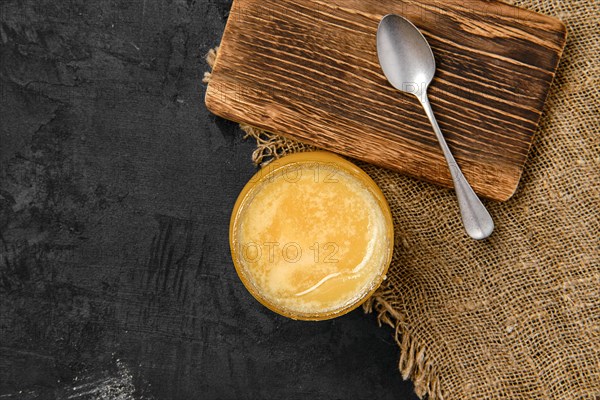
[205,0,566,201]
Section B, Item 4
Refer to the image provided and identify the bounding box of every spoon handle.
[419,94,494,239]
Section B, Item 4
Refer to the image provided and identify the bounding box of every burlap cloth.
[204,0,599,397]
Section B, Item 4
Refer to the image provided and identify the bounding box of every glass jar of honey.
[230,151,394,320]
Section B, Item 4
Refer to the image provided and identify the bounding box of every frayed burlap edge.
[363,292,444,400]
[363,294,443,399]
[204,46,440,399]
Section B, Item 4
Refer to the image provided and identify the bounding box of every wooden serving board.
[205,0,566,201]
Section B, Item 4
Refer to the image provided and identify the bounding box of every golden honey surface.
[231,156,391,319]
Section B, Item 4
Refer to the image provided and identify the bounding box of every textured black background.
[0,1,418,398]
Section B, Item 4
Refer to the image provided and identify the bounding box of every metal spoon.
[376,14,494,239]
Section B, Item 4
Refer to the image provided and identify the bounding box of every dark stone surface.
[0,1,418,398]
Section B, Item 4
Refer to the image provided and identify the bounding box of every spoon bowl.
[377,14,436,94]
[376,14,494,239]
